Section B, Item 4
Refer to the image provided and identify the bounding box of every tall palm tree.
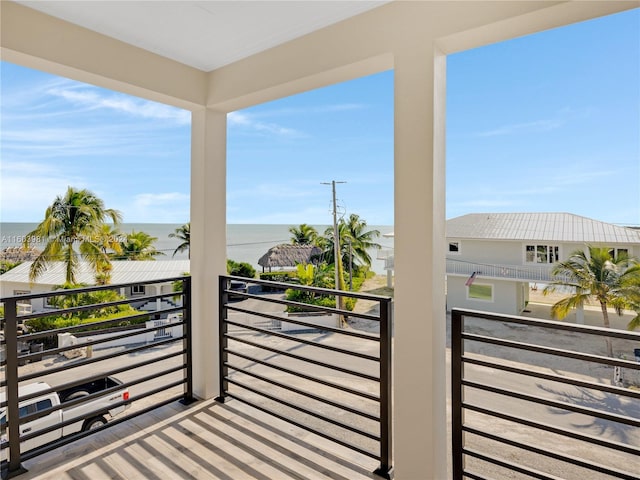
[289,224,319,245]
[24,187,121,284]
[321,214,381,270]
[544,246,640,356]
[93,224,124,284]
[343,213,381,268]
[115,231,165,261]
[169,223,190,258]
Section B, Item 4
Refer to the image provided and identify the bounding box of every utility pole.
[322,181,346,311]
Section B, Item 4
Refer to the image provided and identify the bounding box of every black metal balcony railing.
[1,277,193,478]
[218,275,394,479]
[451,308,640,480]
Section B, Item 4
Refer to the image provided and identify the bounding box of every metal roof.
[447,213,640,244]
[0,260,190,286]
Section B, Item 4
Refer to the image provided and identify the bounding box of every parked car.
[0,377,130,454]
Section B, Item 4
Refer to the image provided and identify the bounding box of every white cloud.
[227,112,305,137]
[47,86,190,124]
[121,192,190,223]
[0,161,87,221]
[475,118,565,137]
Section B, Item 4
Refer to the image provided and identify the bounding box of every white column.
[155,285,162,312]
[190,107,227,399]
[393,45,447,479]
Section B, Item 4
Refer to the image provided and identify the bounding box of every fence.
[218,275,394,479]
[451,308,640,479]
[0,277,192,478]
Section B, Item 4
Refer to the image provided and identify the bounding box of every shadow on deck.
[18,399,377,480]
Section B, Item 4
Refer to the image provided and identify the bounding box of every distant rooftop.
[0,260,190,286]
[447,213,640,244]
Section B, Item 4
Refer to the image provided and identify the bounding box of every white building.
[446,212,640,315]
[0,260,190,313]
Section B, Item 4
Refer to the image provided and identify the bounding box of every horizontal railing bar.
[225,392,380,461]
[1,276,189,303]
[226,294,383,323]
[19,393,186,462]
[463,447,562,480]
[460,472,490,480]
[19,306,184,341]
[17,335,183,383]
[17,349,185,404]
[462,332,640,370]
[224,274,393,303]
[225,319,380,361]
[226,305,380,339]
[16,292,184,322]
[463,355,640,400]
[226,362,380,421]
[455,308,640,341]
[227,349,380,402]
[463,403,640,456]
[463,425,639,479]
[224,335,380,382]
[227,377,380,441]
[18,364,186,426]
[463,379,640,427]
[17,323,184,363]
[19,391,136,442]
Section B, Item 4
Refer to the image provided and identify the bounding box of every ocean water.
[0,223,394,274]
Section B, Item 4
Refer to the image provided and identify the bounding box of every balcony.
[446,258,558,283]
[2,277,639,479]
[1,276,392,479]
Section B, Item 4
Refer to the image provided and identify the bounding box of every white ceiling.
[17,1,390,72]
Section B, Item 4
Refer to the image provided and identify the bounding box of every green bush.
[259,271,298,283]
[227,259,256,279]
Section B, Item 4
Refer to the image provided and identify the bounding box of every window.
[132,285,145,295]
[525,245,559,263]
[608,248,629,259]
[448,242,460,254]
[467,283,493,301]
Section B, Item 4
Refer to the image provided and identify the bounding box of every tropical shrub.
[227,259,256,278]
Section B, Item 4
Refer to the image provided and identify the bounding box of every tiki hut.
[258,244,322,272]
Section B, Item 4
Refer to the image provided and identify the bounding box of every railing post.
[374,298,393,479]
[180,276,196,405]
[4,298,27,477]
[215,276,229,403]
[451,309,464,480]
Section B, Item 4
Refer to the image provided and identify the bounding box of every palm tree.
[115,231,165,260]
[169,223,190,258]
[543,246,640,357]
[93,224,124,284]
[321,214,381,270]
[24,187,121,284]
[343,213,381,268]
[289,224,319,245]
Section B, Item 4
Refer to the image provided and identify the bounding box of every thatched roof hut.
[258,244,322,272]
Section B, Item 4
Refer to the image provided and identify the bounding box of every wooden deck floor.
[16,398,378,480]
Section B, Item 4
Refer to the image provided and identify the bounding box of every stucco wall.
[447,276,528,315]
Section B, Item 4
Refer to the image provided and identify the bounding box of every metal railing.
[446,258,557,282]
[218,275,394,479]
[1,276,193,478]
[451,308,640,480]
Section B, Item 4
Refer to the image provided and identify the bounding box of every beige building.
[2,2,638,477]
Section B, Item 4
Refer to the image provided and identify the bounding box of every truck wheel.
[63,390,90,401]
[83,417,107,431]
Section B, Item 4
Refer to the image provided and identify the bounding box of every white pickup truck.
[0,377,130,454]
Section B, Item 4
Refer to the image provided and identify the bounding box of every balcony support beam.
[190,107,227,400]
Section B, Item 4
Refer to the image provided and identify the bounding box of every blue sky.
[1,8,638,226]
